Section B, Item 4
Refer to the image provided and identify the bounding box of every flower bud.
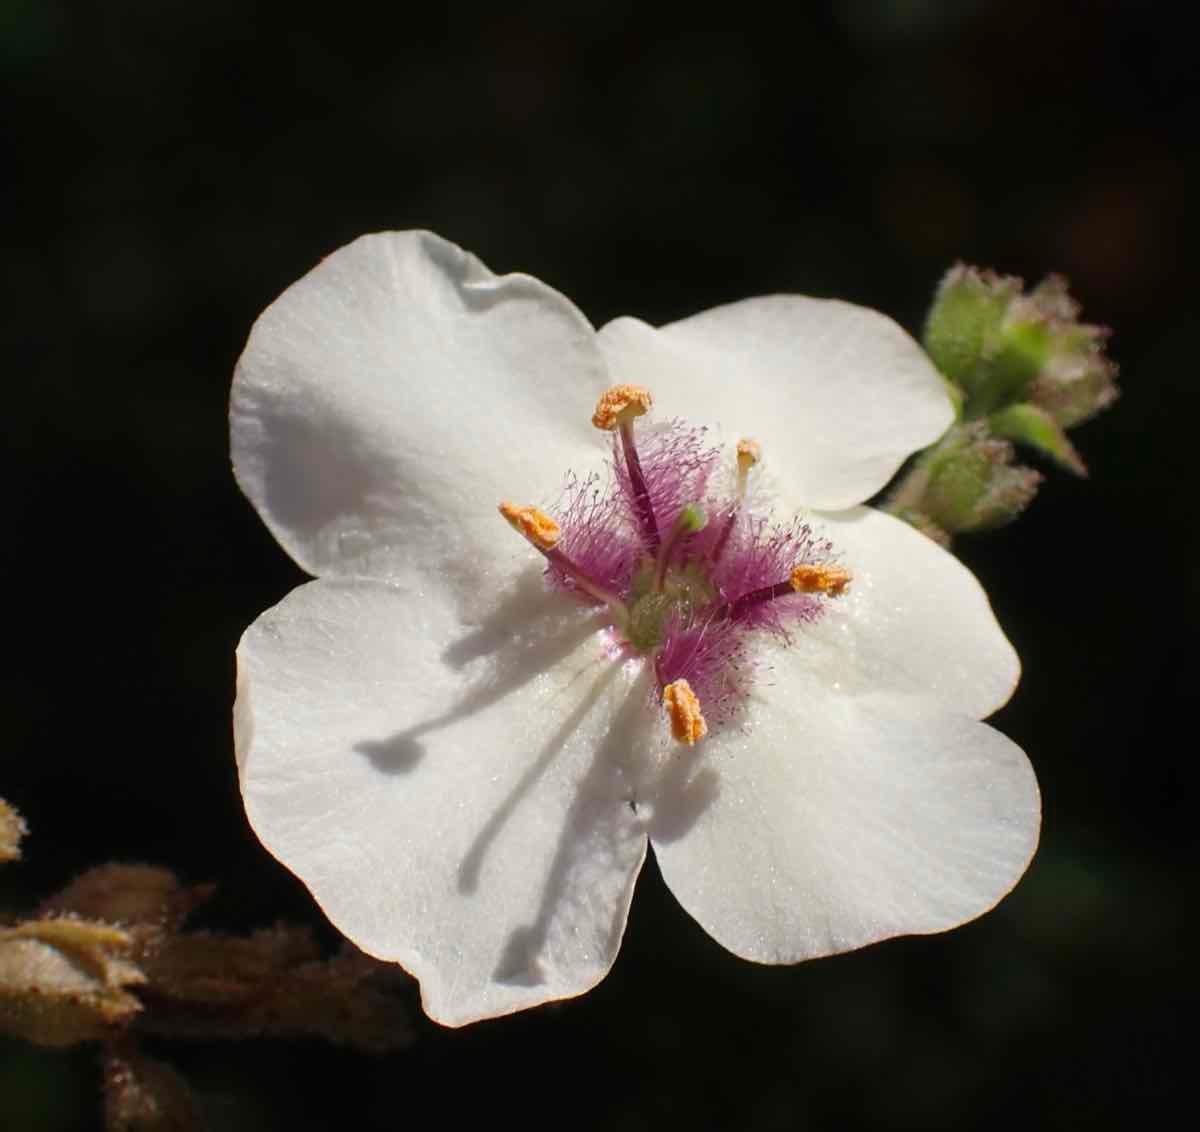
[924,265,1117,425]
[924,265,1021,395]
[889,422,1042,539]
[1022,276,1119,428]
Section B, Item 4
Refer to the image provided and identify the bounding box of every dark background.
[2,1,1193,1128]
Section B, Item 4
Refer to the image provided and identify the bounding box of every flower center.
[626,559,716,651]
[499,385,851,744]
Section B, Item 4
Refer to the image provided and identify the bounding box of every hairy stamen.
[711,561,852,622]
[591,385,660,553]
[619,420,660,552]
[735,437,761,498]
[498,501,628,614]
[707,440,762,570]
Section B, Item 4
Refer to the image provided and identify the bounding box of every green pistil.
[653,503,707,591]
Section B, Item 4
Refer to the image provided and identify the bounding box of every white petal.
[231,231,610,583]
[802,506,1020,719]
[235,572,654,1026]
[650,669,1040,964]
[597,298,952,510]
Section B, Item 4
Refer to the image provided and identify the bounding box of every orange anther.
[662,679,708,745]
[790,563,852,597]
[498,502,561,551]
[591,384,653,431]
[736,437,762,470]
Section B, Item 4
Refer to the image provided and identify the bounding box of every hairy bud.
[924,265,1117,431]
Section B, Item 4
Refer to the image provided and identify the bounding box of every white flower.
[230,230,1040,1028]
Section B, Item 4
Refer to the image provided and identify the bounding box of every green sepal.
[923,265,1016,387]
[989,402,1087,476]
[968,315,1051,416]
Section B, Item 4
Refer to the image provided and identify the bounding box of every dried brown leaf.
[103,1042,201,1132]
[0,798,27,863]
[139,936,412,1052]
[140,924,318,1006]
[0,921,144,1046]
[41,864,213,943]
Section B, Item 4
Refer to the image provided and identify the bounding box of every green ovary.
[625,561,717,651]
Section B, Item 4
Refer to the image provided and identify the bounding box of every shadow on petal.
[441,568,573,669]
[491,670,658,988]
[642,747,721,846]
[458,660,622,894]
[354,734,425,774]
[353,567,603,777]
[492,927,545,987]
